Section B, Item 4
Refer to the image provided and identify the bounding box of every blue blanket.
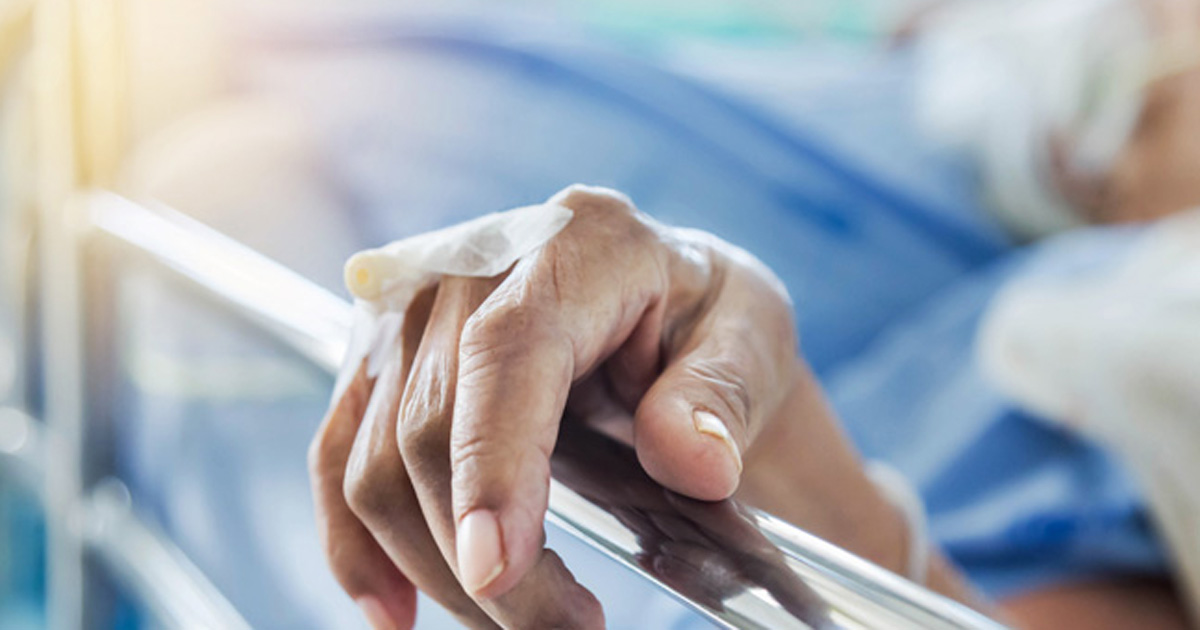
[115,16,1164,628]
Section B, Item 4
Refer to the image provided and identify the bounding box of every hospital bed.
[0,0,1008,627]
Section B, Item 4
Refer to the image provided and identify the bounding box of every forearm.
[737,358,986,609]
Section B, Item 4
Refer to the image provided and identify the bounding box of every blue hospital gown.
[825,228,1167,598]
[116,8,1168,629]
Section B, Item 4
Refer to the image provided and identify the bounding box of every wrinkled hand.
[307,185,817,629]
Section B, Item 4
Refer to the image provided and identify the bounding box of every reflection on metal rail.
[87,192,1008,630]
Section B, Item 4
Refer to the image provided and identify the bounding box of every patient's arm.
[1004,578,1190,630]
[309,185,944,628]
[308,185,1184,629]
[736,362,982,607]
[738,364,1193,629]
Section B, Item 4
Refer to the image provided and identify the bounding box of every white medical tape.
[331,202,575,402]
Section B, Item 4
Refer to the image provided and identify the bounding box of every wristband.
[866,461,931,586]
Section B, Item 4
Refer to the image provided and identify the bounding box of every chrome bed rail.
[8,0,1006,626]
[74,192,1007,630]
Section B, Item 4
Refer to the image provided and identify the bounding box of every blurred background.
[2,0,1198,628]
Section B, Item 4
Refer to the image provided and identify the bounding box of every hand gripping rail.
[86,192,1008,630]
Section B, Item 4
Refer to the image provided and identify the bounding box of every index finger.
[449,188,669,600]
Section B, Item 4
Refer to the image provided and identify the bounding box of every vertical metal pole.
[40,198,87,630]
[32,0,86,628]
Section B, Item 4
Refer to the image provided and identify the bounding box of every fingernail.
[357,595,398,630]
[457,509,506,596]
[693,409,742,474]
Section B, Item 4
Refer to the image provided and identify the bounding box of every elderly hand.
[308,185,916,629]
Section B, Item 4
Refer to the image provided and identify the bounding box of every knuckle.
[460,307,507,352]
[726,245,796,314]
[397,418,444,466]
[447,430,493,473]
[342,455,406,524]
[460,303,554,373]
[307,429,341,481]
[551,185,655,245]
[447,433,551,515]
[397,381,452,467]
[446,433,516,502]
[461,298,519,345]
[341,468,374,520]
[551,184,636,216]
[686,358,752,428]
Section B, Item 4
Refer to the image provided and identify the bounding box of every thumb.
[633,336,764,501]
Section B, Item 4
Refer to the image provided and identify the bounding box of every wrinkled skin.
[306,3,1200,625]
[307,186,936,629]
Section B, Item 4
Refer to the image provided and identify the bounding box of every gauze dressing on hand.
[332,203,574,399]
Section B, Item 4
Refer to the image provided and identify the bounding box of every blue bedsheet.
[115,13,1163,628]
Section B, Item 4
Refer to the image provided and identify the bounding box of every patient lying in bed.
[112,0,1200,628]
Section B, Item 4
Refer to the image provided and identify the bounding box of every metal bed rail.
[76,191,1007,630]
[8,1,1008,627]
